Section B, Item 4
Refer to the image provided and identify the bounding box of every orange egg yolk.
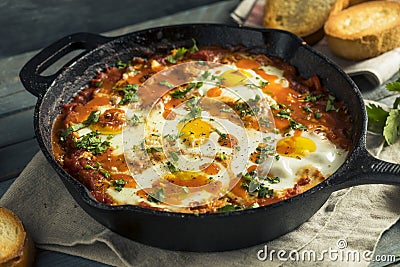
[163,170,214,187]
[220,69,250,87]
[179,118,213,147]
[276,136,316,158]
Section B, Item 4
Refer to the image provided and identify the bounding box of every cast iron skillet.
[20,24,400,252]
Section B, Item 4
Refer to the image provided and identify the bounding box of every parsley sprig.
[166,39,199,64]
[170,82,203,99]
[60,110,100,141]
[367,73,400,145]
[116,83,139,105]
[241,169,275,198]
[74,131,111,155]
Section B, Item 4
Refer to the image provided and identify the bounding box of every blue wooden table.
[0,0,398,266]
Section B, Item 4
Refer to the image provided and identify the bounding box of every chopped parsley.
[257,186,274,198]
[93,79,103,88]
[211,75,225,85]
[129,114,142,126]
[111,179,125,192]
[99,169,111,179]
[255,145,275,163]
[314,112,322,119]
[303,106,313,113]
[276,109,291,119]
[241,170,275,198]
[116,83,139,105]
[217,204,243,213]
[146,147,163,153]
[182,97,202,122]
[166,161,179,173]
[169,151,180,162]
[233,101,256,117]
[60,110,101,141]
[245,81,269,90]
[289,118,307,131]
[199,70,211,81]
[159,80,175,88]
[326,95,339,112]
[148,188,166,203]
[304,93,325,102]
[266,176,280,184]
[164,132,184,142]
[84,162,110,179]
[213,128,227,140]
[170,82,203,99]
[166,39,198,64]
[116,60,129,69]
[74,131,111,155]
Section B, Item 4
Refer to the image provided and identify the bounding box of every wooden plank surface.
[0,0,224,58]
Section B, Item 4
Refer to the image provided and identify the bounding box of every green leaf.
[60,110,100,141]
[169,151,179,162]
[111,179,125,192]
[188,38,199,53]
[166,161,179,173]
[170,82,202,99]
[159,80,175,88]
[148,188,166,203]
[166,47,188,64]
[386,81,400,92]
[74,131,111,155]
[217,204,243,213]
[366,103,389,133]
[117,83,139,105]
[383,109,400,145]
[85,110,101,124]
[326,95,339,112]
[116,60,128,69]
[257,185,274,198]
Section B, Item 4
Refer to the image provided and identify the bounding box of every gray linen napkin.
[0,128,399,266]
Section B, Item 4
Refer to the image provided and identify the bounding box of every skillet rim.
[33,23,366,219]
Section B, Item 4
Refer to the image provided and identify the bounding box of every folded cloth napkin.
[0,127,399,266]
[231,0,400,87]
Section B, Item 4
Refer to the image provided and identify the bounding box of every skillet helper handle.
[330,147,400,189]
[20,32,111,98]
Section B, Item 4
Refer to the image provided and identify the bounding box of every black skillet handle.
[328,146,400,190]
[20,32,112,98]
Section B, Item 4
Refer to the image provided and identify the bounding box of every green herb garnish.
[74,131,111,155]
[60,110,101,141]
[170,82,203,99]
[326,95,339,112]
[217,204,243,213]
[117,60,129,69]
[166,161,179,173]
[148,188,166,203]
[366,72,400,145]
[117,83,139,105]
[181,97,202,122]
[159,80,175,88]
[111,179,125,192]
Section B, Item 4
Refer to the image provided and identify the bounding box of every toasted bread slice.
[349,0,373,6]
[325,1,400,60]
[263,0,349,37]
[0,207,35,267]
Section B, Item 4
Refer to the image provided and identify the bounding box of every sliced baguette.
[263,0,349,38]
[324,1,400,60]
[0,207,35,267]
